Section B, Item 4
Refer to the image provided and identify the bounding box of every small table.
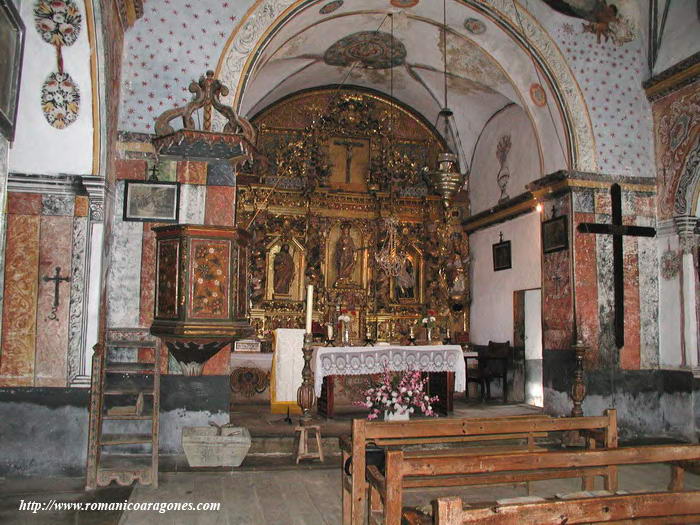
[313,344,466,418]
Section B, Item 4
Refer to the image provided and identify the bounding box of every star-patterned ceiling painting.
[119,0,249,133]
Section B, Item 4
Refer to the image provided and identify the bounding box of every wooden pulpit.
[150,224,253,375]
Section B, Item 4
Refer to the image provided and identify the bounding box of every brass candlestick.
[297,332,316,424]
[570,339,587,418]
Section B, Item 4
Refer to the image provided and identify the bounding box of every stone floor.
[2,462,699,524]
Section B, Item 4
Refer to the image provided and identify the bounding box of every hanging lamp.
[425,0,467,209]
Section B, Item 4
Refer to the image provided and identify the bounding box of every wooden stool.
[294,425,324,464]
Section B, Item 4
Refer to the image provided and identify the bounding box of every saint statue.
[334,222,356,285]
[395,257,415,300]
[273,244,295,295]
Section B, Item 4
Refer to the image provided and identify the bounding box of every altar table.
[313,345,466,418]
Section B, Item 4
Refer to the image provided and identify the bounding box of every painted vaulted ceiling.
[120,0,586,174]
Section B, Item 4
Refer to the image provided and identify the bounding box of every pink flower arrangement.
[355,366,439,420]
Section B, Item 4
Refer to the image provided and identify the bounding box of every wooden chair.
[466,341,510,402]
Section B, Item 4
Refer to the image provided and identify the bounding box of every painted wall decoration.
[40,72,80,129]
[552,19,653,176]
[496,134,511,202]
[119,0,245,133]
[660,246,681,281]
[463,17,486,35]
[543,0,636,45]
[324,31,407,69]
[653,82,700,219]
[33,0,82,129]
[390,0,419,7]
[319,0,343,14]
[530,83,547,107]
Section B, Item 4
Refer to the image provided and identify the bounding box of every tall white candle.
[305,284,314,333]
[327,323,333,340]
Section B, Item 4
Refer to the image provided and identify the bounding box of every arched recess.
[675,138,700,218]
[214,0,596,173]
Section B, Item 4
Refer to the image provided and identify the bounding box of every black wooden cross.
[43,266,70,321]
[577,183,655,348]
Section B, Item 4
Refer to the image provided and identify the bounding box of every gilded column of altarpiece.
[236,88,471,344]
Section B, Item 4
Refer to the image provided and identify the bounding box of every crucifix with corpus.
[577,183,656,349]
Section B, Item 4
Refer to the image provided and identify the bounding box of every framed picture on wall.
[542,215,568,253]
[492,238,511,271]
[0,0,26,141]
[123,181,180,222]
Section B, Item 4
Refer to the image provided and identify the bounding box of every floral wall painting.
[0,0,25,141]
[496,134,511,203]
[33,0,82,129]
[324,31,407,69]
[660,245,681,281]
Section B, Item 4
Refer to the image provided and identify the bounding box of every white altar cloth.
[273,328,306,402]
[313,345,466,397]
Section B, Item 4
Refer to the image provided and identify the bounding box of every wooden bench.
[341,410,617,525]
[432,445,700,524]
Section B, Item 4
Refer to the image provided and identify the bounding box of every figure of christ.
[273,244,295,295]
[334,139,364,184]
[334,222,357,285]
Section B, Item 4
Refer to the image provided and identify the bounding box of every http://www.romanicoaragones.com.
[18,499,221,514]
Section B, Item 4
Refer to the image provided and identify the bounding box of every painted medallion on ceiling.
[319,0,343,15]
[390,0,419,7]
[324,31,407,69]
[463,18,486,35]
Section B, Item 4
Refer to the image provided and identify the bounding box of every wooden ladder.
[85,342,160,489]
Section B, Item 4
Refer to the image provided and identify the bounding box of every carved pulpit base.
[163,338,231,376]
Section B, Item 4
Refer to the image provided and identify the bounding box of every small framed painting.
[492,239,511,271]
[123,181,180,222]
[0,0,26,141]
[542,215,568,254]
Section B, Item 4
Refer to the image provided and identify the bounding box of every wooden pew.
[341,410,617,525]
[432,445,700,525]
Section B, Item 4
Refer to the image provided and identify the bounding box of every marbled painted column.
[139,222,161,328]
[676,216,699,368]
[0,194,42,386]
[204,186,235,226]
[179,184,207,225]
[35,196,74,387]
[572,188,600,365]
[541,195,574,350]
[106,181,144,328]
[67,196,90,386]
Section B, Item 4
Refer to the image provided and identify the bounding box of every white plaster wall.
[469,104,541,215]
[658,233,684,368]
[9,0,94,175]
[470,211,542,345]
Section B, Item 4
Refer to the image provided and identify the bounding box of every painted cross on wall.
[577,183,656,349]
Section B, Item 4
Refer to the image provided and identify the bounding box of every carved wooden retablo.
[238,87,471,345]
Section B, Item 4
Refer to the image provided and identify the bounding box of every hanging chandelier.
[424,0,467,210]
[375,216,404,277]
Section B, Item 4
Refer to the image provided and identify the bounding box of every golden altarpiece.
[236,88,471,344]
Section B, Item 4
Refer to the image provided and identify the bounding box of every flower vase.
[384,410,410,422]
[426,327,432,343]
[342,322,350,346]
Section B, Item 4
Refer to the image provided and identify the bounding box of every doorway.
[514,288,543,407]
